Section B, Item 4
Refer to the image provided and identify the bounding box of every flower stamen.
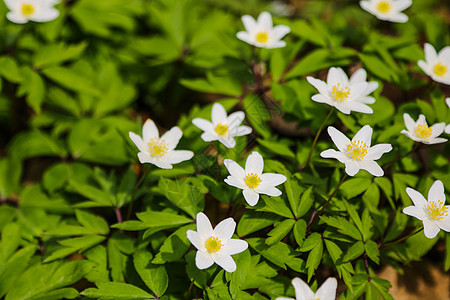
[256,31,269,43]
[427,201,448,220]
[215,123,229,136]
[331,83,350,102]
[205,236,223,253]
[346,140,368,160]
[433,62,448,77]
[377,0,391,13]
[414,124,432,139]
[245,173,262,188]
[148,138,168,157]
[22,3,35,16]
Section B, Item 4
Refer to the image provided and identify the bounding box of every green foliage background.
[0,0,449,299]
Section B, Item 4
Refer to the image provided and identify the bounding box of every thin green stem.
[185,269,201,300]
[304,108,335,169]
[126,166,150,220]
[307,173,348,231]
[380,227,423,251]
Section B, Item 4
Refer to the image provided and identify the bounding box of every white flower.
[128,119,194,169]
[400,113,447,144]
[186,212,248,273]
[417,44,450,85]
[321,125,392,177]
[446,98,450,134]
[276,277,337,300]
[4,0,59,24]
[236,11,290,49]
[192,103,252,148]
[306,67,378,114]
[223,151,287,206]
[403,180,450,239]
[359,0,412,23]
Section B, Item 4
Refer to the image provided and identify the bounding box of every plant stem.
[115,208,123,224]
[307,173,348,231]
[304,108,335,169]
[380,227,423,251]
[186,269,201,300]
[127,166,150,220]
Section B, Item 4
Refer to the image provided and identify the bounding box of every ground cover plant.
[0,0,449,299]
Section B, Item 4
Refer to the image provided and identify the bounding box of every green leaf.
[33,42,88,69]
[266,219,295,246]
[237,211,281,237]
[133,250,168,297]
[243,94,271,139]
[342,241,364,262]
[293,220,307,248]
[257,195,293,219]
[75,209,110,235]
[340,178,372,199]
[365,240,380,264]
[137,210,192,234]
[19,67,45,113]
[152,224,195,264]
[44,235,106,262]
[297,186,314,218]
[284,175,301,218]
[0,222,21,265]
[42,66,102,97]
[43,163,70,193]
[0,56,22,83]
[306,240,323,281]
[257,139,295,159]
[343,200,363,235]
[82,282,154,299]
[158,178,204,218]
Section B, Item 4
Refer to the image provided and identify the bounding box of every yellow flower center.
[256,31,269,43]
[433,62,448,77]
[21,3,35,16]
[148,138,168,157]
[245,173,262,188]
[414,124,432,139]
[215,123,228,136]
[377,0,391,13]
[331,83,350,102]
[346,140,368,161]
[205,236,223,253]
[427,201,448,220]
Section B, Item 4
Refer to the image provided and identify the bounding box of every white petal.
[364,82,379,95]
[393,0,412,11]
[213,254,236,272]
[346,101,373,114]
[254,186,282,197]
[275,298,295,300]
[427,137,448,144]
[218,136,236,148]
[31,7,59,22]
[320,149,348,163]
[418,60,431,76]
[348,82,369,101]
[161,126,182,150]
[220,239,248,256]
[439,47,450,61]
[352,125,373,147]
[315,277,338,300]
[424,43,438,63]
[327,126,350,151]
[401,130,422,143]
[257,11,273,31]
[445,124,450,134]
[350,69,367,84]
[264,41,287,49]
[196,212,213,240]
[334,102,351,114]
[162,150,193,164]
[326,67,343,88]
[187,230,206,251]
[345,161,360,176]
[403,206,425,221]
[436,212,450,232]
[260,173,287,187]
[312,94,331,104]
[241,15,257,33]
[423,221,440,239]
[446,98,450,108]
[137,152,164,167]
[271,25,290,41]
[385,13,408,23]
[243,189,260,206]
[211,103,228,125]
[336,68,350,86]
[236,31,253,45]
[143,119,159,142]
[416,114,427,127]
[201,132,218,142]
[129,132,147,153]
[403,113,415,133]
[429,123,445,138]
[245,151,264,175]
[224,159,246,179]
[227,111,245,130]
[307,77,329,96]
[428,180,445,203]
[224,176,247,190]
[406,187,427,208]
[364,143,392,160]
[195,251,214,270]
[193,118,214,133]
[359,1,373,14]
[233,125,252,137]
[358,160,384,177]
[213,217,236,242]
[292,278,315,300]
[6,12,29,24]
